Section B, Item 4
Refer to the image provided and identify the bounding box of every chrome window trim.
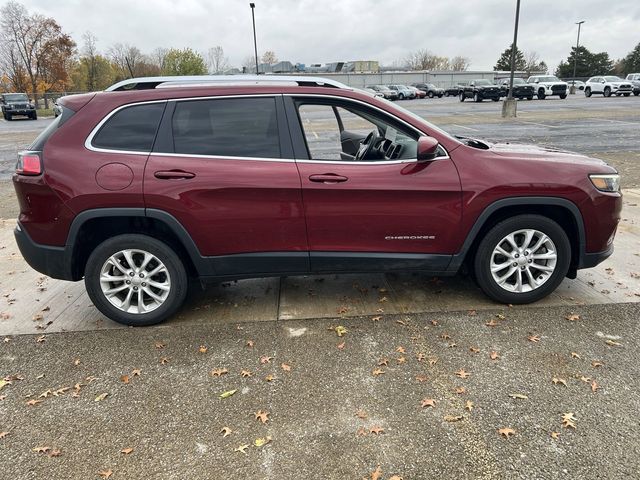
[84,93,450,164]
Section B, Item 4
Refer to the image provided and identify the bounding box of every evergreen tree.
[555,46,614,78]
[621,42,640,73]
[494,44,526,71]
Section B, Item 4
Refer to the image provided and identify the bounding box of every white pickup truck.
[625,73,640,96]
[526,75,568,100]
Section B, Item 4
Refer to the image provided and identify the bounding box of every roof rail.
[105,75,351,92]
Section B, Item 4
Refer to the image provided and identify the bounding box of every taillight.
[16,151,42,175]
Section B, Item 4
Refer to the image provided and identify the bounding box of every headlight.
[589,174,620,193]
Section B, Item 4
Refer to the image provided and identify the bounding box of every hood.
[489,141,610,168]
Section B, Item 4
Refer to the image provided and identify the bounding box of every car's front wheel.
[537,89,546,100]
[585,87,592,97]
[85,234,188,326]
[603,87,611,97]
[473,215,571,304]
[459,92,465,102]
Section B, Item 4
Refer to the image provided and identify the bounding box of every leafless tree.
[108,43,144,78]
[405,49,450,71]
[450,56,471,71]
[243,54,258,73]
[206,46,229,74]
[151,47,169,72]
[261,50,278,65]
[81,32,100,91]
[523,51,547,75]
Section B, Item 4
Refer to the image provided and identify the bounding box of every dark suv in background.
[412,83,444,98]
[1,92,37,120]
[13,75,621,326]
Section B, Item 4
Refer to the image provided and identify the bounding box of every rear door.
[144,95,309,276]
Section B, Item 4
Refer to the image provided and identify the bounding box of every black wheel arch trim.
[447,196,586,272]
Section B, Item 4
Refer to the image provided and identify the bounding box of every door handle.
[154,170,196,180]
[308,174,348,184]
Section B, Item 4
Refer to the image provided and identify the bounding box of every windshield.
[3,93,29,102]
[537,76,560,82]
[511,78,525,85]
[604,76,622,82]
[474,80,493,86]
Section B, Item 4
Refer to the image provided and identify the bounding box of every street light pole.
[249,3,259,74]
[502,0,521,118]
[570,21,585,94]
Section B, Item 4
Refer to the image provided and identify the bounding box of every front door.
[285,96,462,272]
[144,95,308,276]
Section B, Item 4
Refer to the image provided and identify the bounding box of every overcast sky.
[15,0,640,71]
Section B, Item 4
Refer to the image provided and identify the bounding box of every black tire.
[444,92,450,97]
[559,94,567,99]
[492,97,499,102]
[537,89,546,100]
[438,94,443,98]
[459,92,465,102]
[603,87,611,97]
[527,96,533,100]
[473,215,571,305]
[623,93,630,97]
[585,88,592,98]
[428,91,434,98]
[30,112,37,120]
[634,91,639,96]
[6,114,12,121]
[85,234,188,326]
[474,92,482,102]
[398,93,405,100]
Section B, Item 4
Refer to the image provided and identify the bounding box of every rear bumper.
[14,222,74,281]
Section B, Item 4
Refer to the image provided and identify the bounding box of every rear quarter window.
[92,102,165,152]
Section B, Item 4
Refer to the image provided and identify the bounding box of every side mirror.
[417,136,440,162]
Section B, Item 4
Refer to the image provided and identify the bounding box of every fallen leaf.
[469,347,480,354]
[234,444,249,455]
[431,319,439,326]
[265,374,276,382]
[241,370,252,378]
[440,333,451,340]
[416,353,426,362]
[565,313,580,321]
[552,377,567,387]
[490,351,499,360]
[73,359,81,366]
[455,387,466,395]
[356,410,368,419]
[281,363,292,372]
[219,389,237,399]
[260,356,273,364]
[33,446,50,453]
[53,387,70,396]
[211,368,229,377]
[591,381,599,393]
[605,339,622,347]
[396,356,406,364]
[26,399,43,406]
[389,476,404,480]
[0,431,8,439]
[337,306,348,315]
[131,369,142,377]
[48,449,62,457]
[335,326,348,337]
[551,431,561,439]
[120,375,130,384]
[121,448,134,454]
[254,436,272,448]
[528,334,540,343]
[371,316,382,322]
[337,342,346,350]
[591,361,603,368]
[198,345,208,354]
[160,357,169,365]
[421,398,436,408]
[498,427,516,438]
[220,427,232,438]
[36,335,46,343]
[370,466,383,480]
[415,375,428,383]
[356,426,367,436]
[0,379,7,391]
[455,369,471,379]
[508,393,528,400]
[464,400,474,411]
[468,309,477,316]
[246,340,255,348]
[485,319,499,327]
[369,426,384,435]
[372,368,385,376]
[396,346,406,354]
[94,393,109,402]
[378,358,389,367]
[571,352,581,359]
[154,342,165,349]
[562,412,577,429]
[428,357,438,366]
[98,469,113,478]
[444,415,463,422]
[255,410,270,424]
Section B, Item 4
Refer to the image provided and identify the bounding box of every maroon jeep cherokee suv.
[13,75,621,326]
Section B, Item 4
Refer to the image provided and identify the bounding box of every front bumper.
[14,222,75,281]
[579,244,614,269]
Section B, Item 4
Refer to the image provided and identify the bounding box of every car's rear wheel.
[85,234,188,326]
[444,92,450,97]
[604,87,611,97]
[473,215,571,304]
[474,92,481,102]
[559,94,567,99]
[428,92,434,98]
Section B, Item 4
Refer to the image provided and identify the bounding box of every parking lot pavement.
[1,189,639,336]
[1,302,638,479]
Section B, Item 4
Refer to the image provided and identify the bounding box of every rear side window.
[171,97,280,158]
[92,103,165,152]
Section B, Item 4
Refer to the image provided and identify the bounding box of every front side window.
[297,100,419,162]
[92,103,165,152]
[171,97,280,158]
